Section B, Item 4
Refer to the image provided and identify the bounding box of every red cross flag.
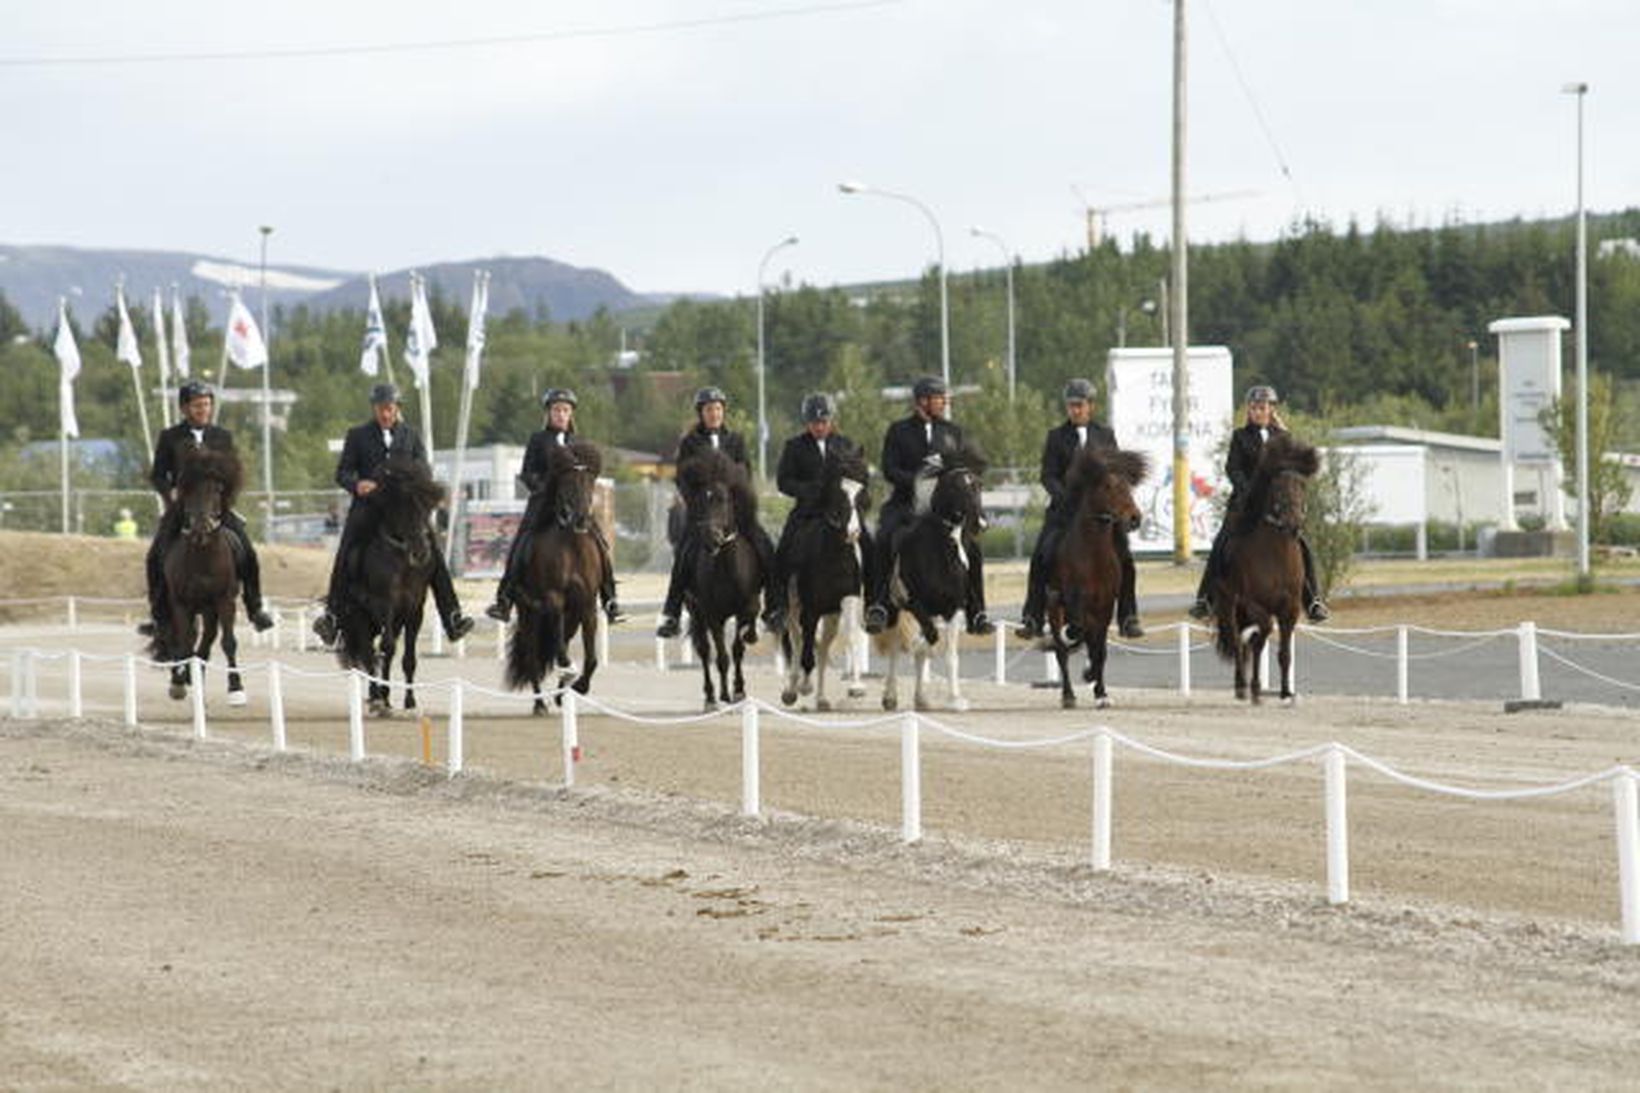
[225,291,268,369]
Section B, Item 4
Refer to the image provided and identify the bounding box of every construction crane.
[1071,186,1260,250]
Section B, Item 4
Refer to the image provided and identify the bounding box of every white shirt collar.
[382,427,394,448]
[710,433,719,449]
[1076,424,1087,447]
[189,427,205,444]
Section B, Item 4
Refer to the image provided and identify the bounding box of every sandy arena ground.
[2,533,1639,1086]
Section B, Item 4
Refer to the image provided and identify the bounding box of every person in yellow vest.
[113,508,138,540]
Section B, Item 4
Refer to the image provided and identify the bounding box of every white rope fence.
[6,636,1640,945]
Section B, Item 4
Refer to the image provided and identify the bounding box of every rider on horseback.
[655,387,780,640]
[766,392,872,631]
[310,383,475,646]
[1016,378,1143,641]
[863,376,993,637]
[138,380,273,637]
[1188,384,1330,623]
[485,387,622,624]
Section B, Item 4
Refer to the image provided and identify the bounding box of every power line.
[0,0,901,68]
[1199,0,1301,202]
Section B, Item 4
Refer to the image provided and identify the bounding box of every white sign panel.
[1489,316,1567,466]
[1323,445,1427,525]
[1105,347,1235,553]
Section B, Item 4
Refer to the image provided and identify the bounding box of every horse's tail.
[505,605,560,690]
[146,627,173,665]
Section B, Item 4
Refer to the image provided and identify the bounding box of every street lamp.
[756,234,799,483]
[838,180,950,393]
[1465,338,1479,414]
[970,226,1016,402]
[257,225,275,539]
[1562,81,1590,585]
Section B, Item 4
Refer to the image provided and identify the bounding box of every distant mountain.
[0,245,683,332]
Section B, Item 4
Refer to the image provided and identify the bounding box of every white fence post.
[1092,732,1113,871]
[1258,641,1270,691]
[1043,650,1060,686]
[268,660,287,751]
[1325,745,1350,905]
[9,650,22,719]
[1396,625,1409,704]
[900,713,922,844]
[447,680,465,776]
[1177,624,1192,697]
[655,633,668,672]
[993,625,1006,685]
[347,671,365,761]
[1616,770,1640,946]
[561,690,579,788]
[23,650,38,718]
[66,595,78,630]
[597,613,610,668]
[741,701,761,817]
[1517,621,1541,702]
[67,649,82,719]
[123,653,138,727]
[295,606,308,654]
[495,618,508,663]
[431,625,445,658]
[268,607,282,652]
[679,611,694,665]
[189,658,206,740]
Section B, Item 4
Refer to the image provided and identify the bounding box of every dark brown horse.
[1212,434,1319,704]
[1048,448,1148,709]
[149,447,246,705]
[677,449,763,711]
[505,440,605,714]
[335,452,441,716]
[778,443,870,711]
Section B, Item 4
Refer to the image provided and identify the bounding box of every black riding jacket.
[518,426,575,495]
[335,419,429,503]
[676,424,750,469]
[880,414,964,511]
[1039,419,1118,520]
[776,431,860,519]
[150,421,235,497]
[1226,421,1283,506]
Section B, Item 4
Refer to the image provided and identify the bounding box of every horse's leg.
[1089,627,1111,708]
[780,615,801,707]
[814,612,839,712]
[1232,605,1250,701]
[374,619,396,715]
[197,613,219,699]
[692,615,717,709]
[168,608,193,699]
[220,605,246,707]
[729,621,746,703]
[798,605,819,696]
[573,604,597,695]
[881,638,900,712]
[1248,623,1268,706]
[913,642,931,712]
[1053,626,1075,708]
[1277,615,1296,703]
[402,612,420,713]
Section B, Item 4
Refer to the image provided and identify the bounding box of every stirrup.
[1014,616,1043,640]
[1187,599,1212,621]
[656,615,681,639]
[603,601,625,624]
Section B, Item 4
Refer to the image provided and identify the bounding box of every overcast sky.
[3,0,1633,296]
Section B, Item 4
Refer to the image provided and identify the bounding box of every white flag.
[170,287,190,379]
[151,287,172,395]
[360,274,387,376]
[403,273,437,388]
[115,283,142,369]
[463,272,489,391]
[54,299,81,439]
[225,291,268,369]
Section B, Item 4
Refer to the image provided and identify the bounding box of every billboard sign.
[1489,316,1568,466]
[1105,347,1235,553]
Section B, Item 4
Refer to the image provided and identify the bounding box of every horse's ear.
[1114,449,1149,486]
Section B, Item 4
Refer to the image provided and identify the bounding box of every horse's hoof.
[1282,694,1298,707]
[847,684,867,699]
[949,697,970,713]
[227,690,248,708]
[914,698,932,712]
[168,684,187,701]
[1094,695,1112,710]
[815,698,832,712]
[404,696,417,710]
[1060,694,1077,710]
[881,696,897,712]
[780,689,797,707]
[798,679,813,696]
[532,700,548,717]
[368,699,390,717]
[1234,687,1247,701]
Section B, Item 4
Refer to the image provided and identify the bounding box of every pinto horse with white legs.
[778,444,870,712]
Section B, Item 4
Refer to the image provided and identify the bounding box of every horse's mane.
[176,447,243,511]
[547,438,603,480]
[1064,447,1148,510]
[379,451,445,512]
[1235,433,1319,533]
[678,448,757,517]
[823,442,872,515]
[932,433,989,477]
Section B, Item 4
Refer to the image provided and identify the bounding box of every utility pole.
[258,225,275,540]
[1169,0,1191,565]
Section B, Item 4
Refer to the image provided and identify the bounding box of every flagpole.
[410,272,436,471]
[213,291,234,424]
[152,287,174,428]
[56,297,73,535]
[118,278,156,469]
[445,270,487,567]
[259,226,276,542]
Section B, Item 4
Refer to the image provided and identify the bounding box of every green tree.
[1542,372,1634,546]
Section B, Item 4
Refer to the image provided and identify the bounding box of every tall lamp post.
[970,226,1016,402]
[1466,338,1480,413]
[1562,81,1590,586]
[838,181,950,393]
[257,225,275,540]
[756,234,799,483]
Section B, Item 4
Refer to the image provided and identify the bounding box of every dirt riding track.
[3,535,1640,1087]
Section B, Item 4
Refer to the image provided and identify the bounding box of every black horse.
[1048,449,1148,709]
[677,449,764,710]
[778,444,870,711]
[505,440,605,714]
[875,441,988,712]
[1212,434,1319,705]
[335,452,442,716]
[149,448,247,706]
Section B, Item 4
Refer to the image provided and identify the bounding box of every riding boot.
[139,534,168,637]
[964,542,993,635]
[656,537,691,638]
[593,525,623,623]
[864,531,897,634]
[1015,527,1055,639]
[756,525,786,631]
[229,523,274,632]
[1299,535,1330,621]
[1189,527,1227,620]
[427,542,474,641]
[487,529,529,622]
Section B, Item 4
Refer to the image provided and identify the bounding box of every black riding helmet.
[541,387,578,409]
[370,382,402,405]
[177,380,215,405]
[911,376,947,400]
[801,393,835,422]
[1245,384,1279,404]
[1062,378,1095,402]
[694,386,727,410]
